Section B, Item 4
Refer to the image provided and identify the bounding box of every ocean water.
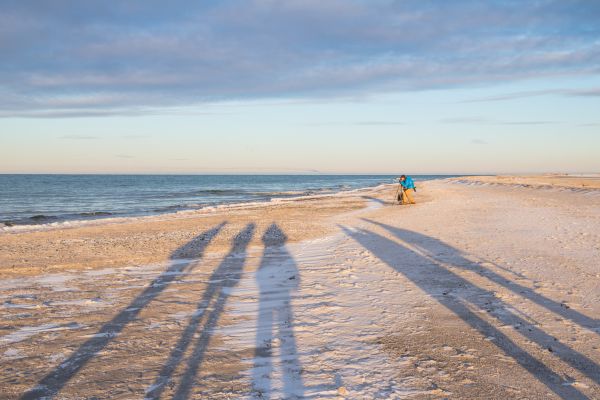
[0,174,454,226]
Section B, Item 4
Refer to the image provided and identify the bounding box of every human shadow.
[364,219,599,335]
[342,223,598,399]
[362,195,388,205]
[146,223,255,400]
[21,222,227,400]
[252,223,304,399]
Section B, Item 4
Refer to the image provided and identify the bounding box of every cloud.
[302,120,406,126]
[353,121,407,126]
[495,121,558,125]
[464,87,600,102]
[461,90,561,103]
[567,88,600,97]
[439,117,489,124]
[1,0,600,117]
[439,117,559,125]
[115,154,135,159]
[59,134,99,140]
[471,139,488,145]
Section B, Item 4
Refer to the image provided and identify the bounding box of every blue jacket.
[400,176,415,190]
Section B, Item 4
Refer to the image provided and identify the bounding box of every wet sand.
[1,177,599,399]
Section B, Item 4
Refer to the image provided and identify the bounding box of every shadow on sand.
[342,220,599,400]
[22,222,308,400]
[252,223,305,399]
[361,195,390,206]
[146,223,255,399]
[362,219,599,336]
[21,222,227,400]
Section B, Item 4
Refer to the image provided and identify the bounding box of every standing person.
[398,175,416,204]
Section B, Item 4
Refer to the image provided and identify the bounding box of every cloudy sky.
[1,0,599,173]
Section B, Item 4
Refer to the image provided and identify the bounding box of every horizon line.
[0,171,595,176]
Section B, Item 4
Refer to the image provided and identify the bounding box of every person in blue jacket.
[397,175,416,204]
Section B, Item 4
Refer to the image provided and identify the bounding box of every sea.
[0,174,456,227]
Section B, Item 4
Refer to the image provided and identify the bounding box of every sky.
[1,0,599,174]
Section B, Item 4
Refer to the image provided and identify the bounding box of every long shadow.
[364,219,599,334]
[21,222,227,400]
[341,224,596,399]
[252,224,304,399]
[362,195,389,205]
[146,223,255,400]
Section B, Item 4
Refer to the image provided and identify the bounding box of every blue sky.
[1,0,599,173]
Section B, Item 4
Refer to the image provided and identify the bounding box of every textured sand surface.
[0,194,366,279]
[1,178,599,399]
[450,174,600,190]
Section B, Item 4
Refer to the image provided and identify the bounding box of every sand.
[1,176,599,399]
[0,193,367,279]
[449,173,600,190]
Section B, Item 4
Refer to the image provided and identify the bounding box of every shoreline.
[0,182,395,279]
[5,173,598,233]
[2,174,431,232]
[0,182,393,234]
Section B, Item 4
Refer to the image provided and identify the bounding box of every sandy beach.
[1,176,600,399]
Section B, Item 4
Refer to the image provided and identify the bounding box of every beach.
[1,176,600,399]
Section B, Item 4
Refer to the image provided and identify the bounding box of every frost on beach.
[1,179,600,399]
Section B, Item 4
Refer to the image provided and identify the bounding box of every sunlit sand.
[1,176,600,399]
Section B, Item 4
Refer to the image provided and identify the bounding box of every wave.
[1,211,115,227]
[30,214,58,221]
[78,211,113,217]
[150,187,346,200]
[2,214,60,225]
[154,189,250,198]
[152,204,203,213]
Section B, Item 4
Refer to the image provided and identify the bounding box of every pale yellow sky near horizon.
[2,87,599,175]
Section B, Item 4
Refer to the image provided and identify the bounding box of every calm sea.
[0,174,455,226]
